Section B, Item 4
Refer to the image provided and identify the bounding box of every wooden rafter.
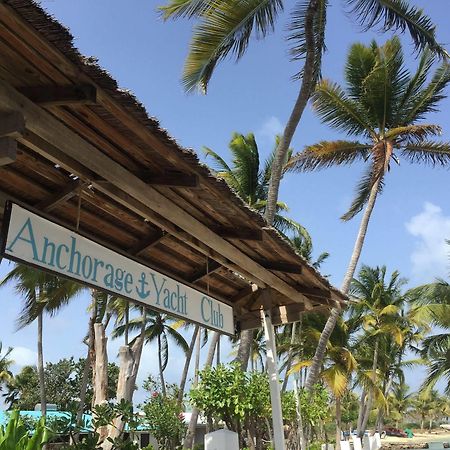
[188,259,222,284]
[0,137,17,166]
[217,227,263,241]
[259,261,302,274]
[128,230,166,256]
[0,111,25,139]
[35,179,83,212]
[141,170,199,188]
[18,84,97,106]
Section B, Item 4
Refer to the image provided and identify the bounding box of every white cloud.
[405,202,450,281]
[10,346,37,367]
[258,116,283,143]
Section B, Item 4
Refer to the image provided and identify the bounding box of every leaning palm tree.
[0,265,82,415]
[287,37,450,391]
[161,0,446,228]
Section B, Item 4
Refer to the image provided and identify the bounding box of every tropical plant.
[161,0,446,231]
[205,132,311,371]
[349,265,407,436]
[0,265,83,415]
[287,37,450,392]
[0,343,13,390]
[0,410,50,450]
[387,382,413,428]
[113,310,188,397]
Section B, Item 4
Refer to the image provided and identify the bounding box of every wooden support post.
[35,179,82,212]
[0,137,17,166]
[262,305,285,450]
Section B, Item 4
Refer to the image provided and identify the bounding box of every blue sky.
[0,0,449,405]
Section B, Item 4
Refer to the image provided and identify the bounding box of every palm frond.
[401,141,450,167]
[345,0,448,57]
[160,0,215,19]
[286,140,370,172]
[312,80,374,137]
[386,124,442,143]
[182,0,283,92]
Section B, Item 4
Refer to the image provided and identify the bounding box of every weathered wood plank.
[188,259,222,284]
[19,84,97,106]
[0,137,17,166]
[34,178,82,212]
[128,230,166,256]
[217,227,263,241]
[142,170,199,188]
[0,111,25,138]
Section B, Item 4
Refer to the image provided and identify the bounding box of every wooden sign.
[1,202,234,334]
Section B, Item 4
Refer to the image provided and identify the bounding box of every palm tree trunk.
[184,331,219,449]
[178,325,199,406]
[158,334,167,397]
[235,329,253,371]
[282,322,297,392]
[76,305,96,427]
[305,177,382,391]
[357,389,367,436]
[265,0,321,225]
[37,311,46,416]
[335,396,342,450]
[360,337,380,436]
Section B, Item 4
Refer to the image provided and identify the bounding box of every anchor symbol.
[136,272,150,299]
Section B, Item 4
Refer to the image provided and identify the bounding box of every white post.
[262,308,285,450]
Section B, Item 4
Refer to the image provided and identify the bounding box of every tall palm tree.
[205,132,311,371]
[287,38,450,392]
[388,382,412,429]
[113,310,189,397]
[161,0,446,228]
[0,265,82,415]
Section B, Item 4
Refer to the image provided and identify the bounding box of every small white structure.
[363,435,371,450]
[352,436,363,450]
[321,445,334,450]
[205,429,239,450]
[373,432,382,449]
[340,441,351,450]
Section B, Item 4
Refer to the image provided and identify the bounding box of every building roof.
[0,0,346,331]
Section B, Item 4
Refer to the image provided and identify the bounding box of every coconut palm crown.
[287,37,450,221]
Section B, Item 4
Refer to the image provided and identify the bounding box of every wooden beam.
[18,84,97,106]
[239,303,329,331]
[0,111,25,139]
[296,284,331,299]
[141,170,199,188]
[0,80,312,309]
[34,179,82,212]
[0,137,17,166]
[128,230,166,256]
[258,260,302,274]
[188,259,222,284]
[217,227,263,241]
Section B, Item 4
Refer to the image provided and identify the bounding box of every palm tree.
[388,382,413,429]
[0,342,13,390]
[349,265,407,436]
[113,310,189,397]
[0,265,82,415]
[286,37,450,392]
[205,132,311,371]
[161,0,446,229]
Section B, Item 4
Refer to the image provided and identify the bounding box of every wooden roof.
[0,0,346,332]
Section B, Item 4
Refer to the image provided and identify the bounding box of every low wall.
[382,444,429,449]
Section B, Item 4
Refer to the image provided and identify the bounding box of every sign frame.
[0,201,235,335]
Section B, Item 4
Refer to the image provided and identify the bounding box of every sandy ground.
[383,431,450,444]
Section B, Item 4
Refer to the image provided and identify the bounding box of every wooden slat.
[34,178,82,212]
[19,84,97,106]
[128,230,166,256]
[0,111,25,138]
[0,137,17,166]
[259,260,302,274]
[188,259,222,284]
[142,170,199,188]
[217,227,262,241]
[0,80,312,308]
[296,284,331,299]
